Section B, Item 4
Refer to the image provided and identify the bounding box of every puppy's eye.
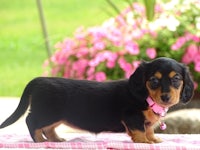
[171,74,182,88]
[149,76,160,89]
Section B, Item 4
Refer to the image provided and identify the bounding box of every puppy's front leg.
[122,121,152,143]
[143,108,163,143]
[146,125,162,143]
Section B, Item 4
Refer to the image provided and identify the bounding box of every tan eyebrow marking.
[169,71,177,78]
[154,72,162,79]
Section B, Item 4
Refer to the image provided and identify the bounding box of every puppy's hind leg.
[26,114,47,142]
[42,121,66,142]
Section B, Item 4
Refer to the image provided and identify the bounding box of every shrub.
[44,0,200,91]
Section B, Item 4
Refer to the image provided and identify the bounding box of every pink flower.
[185,44,198,60]
[146,48,157,59]
[194,62,200,72]
[182,44,198,64]
[171,37,187,50]
[106,61,116,68]
[89,51,118,68]
[72,59,88,78]
[182,54,191,65]
[95,72,106,81]
[133,3,145,14]
[76,47,89,58]
[194,54,200,64]
[131,29,144,39]
[107,28,121,45]
[125,41,140,55]
[51,51,66,65]
[184,32,193,41]
[89,54,103,67]
[118,57,133,78]
[87,67,95,76]
[118,57,129,71]
[115,15,126,26]
[63,61,73,78]
[104,51,118,68]
[88,27,106,42]
[125,70,133,78]
[191,35,200,43]
[132,61,141,72]
[87,75,95,80]
[93,41,105,50]
[155,4,163,13]
[194,81,198,90]
[62,38,76,52]
[51,67,60,76]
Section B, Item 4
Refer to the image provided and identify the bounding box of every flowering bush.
[44,0,200,91]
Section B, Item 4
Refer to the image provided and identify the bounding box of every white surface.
[0,97,29,134]
[0,97,84,136]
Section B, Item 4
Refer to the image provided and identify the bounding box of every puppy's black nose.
[161,94,170,102]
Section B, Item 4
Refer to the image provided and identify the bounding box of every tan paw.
[131,137,154,144]
[153,137,163,143]
[148,137,163,143]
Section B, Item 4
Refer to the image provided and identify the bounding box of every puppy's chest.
[143,107,161,126]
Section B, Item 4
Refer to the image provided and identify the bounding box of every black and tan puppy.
[0,57,194,143]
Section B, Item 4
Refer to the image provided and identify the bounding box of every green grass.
[0,0,126,96]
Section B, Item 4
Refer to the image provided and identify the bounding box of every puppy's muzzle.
[160,94,170,103]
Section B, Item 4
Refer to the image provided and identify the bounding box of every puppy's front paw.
[148,137,163,143]
[131,137,153,144]
[129,130,154,144]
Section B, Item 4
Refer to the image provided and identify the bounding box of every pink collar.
[146,97,168,117]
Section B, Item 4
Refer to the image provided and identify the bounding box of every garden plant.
[44,0,200,92]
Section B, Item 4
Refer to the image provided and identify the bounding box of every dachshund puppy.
[0,57,194,143]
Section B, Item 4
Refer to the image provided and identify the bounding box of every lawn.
[0,0,126,96]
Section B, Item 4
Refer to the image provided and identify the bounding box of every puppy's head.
[129,57,194,107]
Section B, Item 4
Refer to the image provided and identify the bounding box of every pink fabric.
[0,133,200,149]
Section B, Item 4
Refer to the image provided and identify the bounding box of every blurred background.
[0,0,199,97]
[0,0,126,96]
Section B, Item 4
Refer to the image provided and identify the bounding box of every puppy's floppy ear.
[129,61,148,100]
[180,65,194,103]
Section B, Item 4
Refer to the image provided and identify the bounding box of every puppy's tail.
[0,84,31,128]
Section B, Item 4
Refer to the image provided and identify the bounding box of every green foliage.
[0,0,124,96]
